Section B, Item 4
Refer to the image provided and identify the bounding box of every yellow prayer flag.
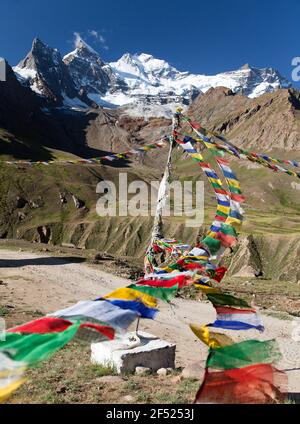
[0,378,26,404]
[181,255,208,261]
[104,287,157,308]
[209,177,223,186]
[217,205,231,215]
[226,178,241,189]
[190,153,204,160]
[194,283,221,294]
[189,324,233,348]
[226,216,242,227]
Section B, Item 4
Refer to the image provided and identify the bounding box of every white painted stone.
[122,395,135,402]
[157,367,168,376]
[291,182,300,190]
[91,331,176,374]
[135,366,151,375]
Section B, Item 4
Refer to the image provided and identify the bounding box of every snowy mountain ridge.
[13,37,291,117]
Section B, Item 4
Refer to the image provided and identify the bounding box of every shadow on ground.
[0,256,86,268]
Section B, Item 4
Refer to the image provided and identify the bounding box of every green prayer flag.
[207,293,250,308]
[215,210,228,219]
[228,186,242,195]
[128,284,178,302]
[0,323,80,364]
[207,339,281,370]
[220,224,237,237]
[202,236,221,255]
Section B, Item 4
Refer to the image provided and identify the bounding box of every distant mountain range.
[12,37,291,117]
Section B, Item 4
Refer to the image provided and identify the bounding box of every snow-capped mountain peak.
[110,52,186,84]
[111,53,149,82]
[13,38,292,117]
[14,37,82,104]
[214,63,291,97]
[63,36,103,63]
[16,38,62,73]
[136,53,186,79]
[63,40,124,101]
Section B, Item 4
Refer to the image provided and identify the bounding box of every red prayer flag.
[8,316,115,340]
[195,364,287,404]
[216,232,237,248]
[211,266,228,282]
[137,274,192,288]
[8,317,73,334]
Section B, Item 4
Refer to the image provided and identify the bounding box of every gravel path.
[1,248,299,393]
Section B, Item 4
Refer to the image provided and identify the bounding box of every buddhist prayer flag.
[0,322,112,403]
[0,378,26,404]
[202,236,222,255]
[128,283,178,302]
[50,300,139,330]
[194,282,221,294]
[106,299,158,319]
[209,266,227,282]
[190,324,234,348]
[195,338,286,404]
[1,324,81,365]
[103,287,157,308]
[206,339,281,370]
[208,306,264,332]
[136,274,192,288]
[9,317,77,334]
[0,353,27,404]
[207,293,250,308]
[195,364,287,404]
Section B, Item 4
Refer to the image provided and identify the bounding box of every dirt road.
[1,248,300,393]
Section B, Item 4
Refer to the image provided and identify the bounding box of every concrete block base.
[91,331,176,374]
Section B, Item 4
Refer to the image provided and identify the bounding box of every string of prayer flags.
[0,137,168,167]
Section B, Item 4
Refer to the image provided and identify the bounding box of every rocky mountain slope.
[14,38,91,107]
[0,61,76,158]
[188,86,300,150]
[63,38,128,105]
[1,60,171,161]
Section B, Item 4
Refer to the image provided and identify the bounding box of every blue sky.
[1,0,299,87]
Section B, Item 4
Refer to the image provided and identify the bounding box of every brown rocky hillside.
[188,87,300,152]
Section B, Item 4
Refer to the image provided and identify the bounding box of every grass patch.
[87,364,117,378]
[7,341,198,404]
[0,306,10,317]
[219,277,300,315]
